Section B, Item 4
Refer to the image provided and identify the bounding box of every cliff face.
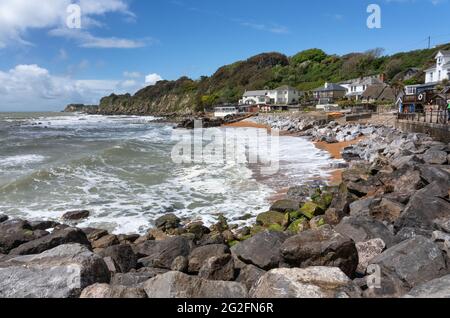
[64,104,99,113]
[98,53,289,116]
[99,77,198,115]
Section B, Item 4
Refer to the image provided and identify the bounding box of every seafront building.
[239,86,301,106]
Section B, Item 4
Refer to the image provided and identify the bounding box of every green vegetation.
[99,43,450,114]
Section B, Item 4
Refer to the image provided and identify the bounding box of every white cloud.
[145,73,163,85]
[0,0,144,49]
[0,64,148,111]
[240,22,290,34]
[49,28,148,49]
[124,71,142,78]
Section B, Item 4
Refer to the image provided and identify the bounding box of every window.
[438,70,441,80]
[438,57,442,65]
[430,72,434,81]
[406,86,416,95]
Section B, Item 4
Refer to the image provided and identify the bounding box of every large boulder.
[349,197,378,218]
[270,200,300,213]
[154,214,181,231]
[390,155,422,170]
[280,225,358,278]
[231,231,288,270]
[422,149,448,165]
[111,268,168,287]
[91,234,119,250]
[184,222,210,240]
[366,236,447,297]
[30,220,60,231]
[83,228,108,242]
[335,216,397,248]
[188,244,230,274]
[236,265,266,291]
[370,198,405,223]
[255,211,286,228]
[355,239,385,275]
[418,165,450,188]
[250,267,361,298]
[404,274,450,298]
[198,254,235,281]
[395,182,450,233]
[329,183,354,211]
[379,167,423,197]
[0,214,8,223]
[171,255,188,272]
[98,244,137,273]
[9,227,90,256]
[0,219,48,254]
[346,180,379,197]
[62,210,90,221]
[143,271,248,298]
[0,244,110,298]
[137,236,191,269]
[80,283,147,298]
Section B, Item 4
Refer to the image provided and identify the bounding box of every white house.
[339,74,385,100]
[425,50,450,84]
[240,86,300,105]
[240,90,270,105]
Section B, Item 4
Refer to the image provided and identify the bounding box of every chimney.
[325,82,329,88]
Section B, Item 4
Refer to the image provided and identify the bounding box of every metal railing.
[398,110,449,125]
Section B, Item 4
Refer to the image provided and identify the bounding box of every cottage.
[312,82,347,102]
[339,74,385,100]
[402,68,420,81]
[361,84,395,103]
[240,86,300,106]
[425,50,450,84]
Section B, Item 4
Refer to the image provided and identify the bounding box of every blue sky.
[0,0,449,111]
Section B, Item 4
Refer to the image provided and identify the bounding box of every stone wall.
[396,120,450,143]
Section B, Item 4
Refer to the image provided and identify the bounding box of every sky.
[0,0,450,111]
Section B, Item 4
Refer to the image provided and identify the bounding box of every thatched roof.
[361,84,395,101]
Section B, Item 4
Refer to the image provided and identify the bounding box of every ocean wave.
[0,115,338,234]
[0,154,46,169]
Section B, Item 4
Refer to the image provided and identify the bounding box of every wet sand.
[314,138,363,160]
[226,118,364,189]
[223,120,270,130]
[314,137,364,185]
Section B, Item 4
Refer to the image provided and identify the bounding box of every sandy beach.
[315,138,364,185]
[223,120,270,130]
[225,119,363,186]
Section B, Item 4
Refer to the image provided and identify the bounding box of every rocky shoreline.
[0,117,449,298]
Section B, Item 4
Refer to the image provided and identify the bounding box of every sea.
[0,112,337,234]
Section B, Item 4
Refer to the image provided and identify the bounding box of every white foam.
[0,154,46,168]
[23,114,160,130]
[0,116,339,235]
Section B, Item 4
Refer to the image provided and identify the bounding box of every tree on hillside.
[392,81,405,99]
[385,58,403,79]
[291,49,327,65]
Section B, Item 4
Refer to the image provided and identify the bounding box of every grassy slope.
[99,43,450,114]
